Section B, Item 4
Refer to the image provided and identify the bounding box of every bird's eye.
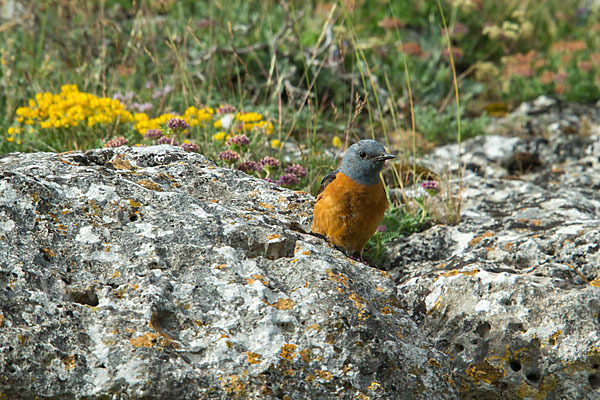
[359,151,366,159]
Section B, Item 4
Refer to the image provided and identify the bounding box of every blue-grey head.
[340,139,395,186]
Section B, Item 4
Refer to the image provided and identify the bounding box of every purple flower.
[131,102,153,113]
[144,129,163,139]
[238,161,263,173]
[421,180,440,195]
[260,156,280,169]
[152,84,174,99]
[376,225,387,233]
[226,134,250,146]
[263,177,274,183]
[284,164,307,177]
[158,136,179,146]
[104,136,129,148]
[219,150,240,163]
[181,142,200,152]
[167,117,189,131]
[217,105,236,114]
[276,173,300,187]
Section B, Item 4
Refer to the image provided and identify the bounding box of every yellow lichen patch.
[63,355,76,370]
[215,264,227,270]
[307,323,320,331]
[129,199,141,208]
[469,231,494,247]
[0,314,4,327]
[226,341,234,348]
[267,298,295,310]
[376,286,385,292]
[504,242,514,251]
[326,269,350,287]
[305,374,315,382]
[439,268,480,278]
[356,393,370,400]
[465,360,505,384]
[258,202,275,210]
[220,375,247,396]
[428,358,441,368]
[267,234,281,240]
[548,330,562,346]
[136,179,163,191]
[245,351,262,365]
[348,292,367,310]
[336,287,345,295]
[516,374,557,400]
[290,259,299,263]
[368,381,382,391]
[280,344,297,360]
[43,248,56,257]
[130,332,160,348]
[380,306,393,315]
[252,274,268,285]
[314,369,333,381]
[112,270,121,278]
[590,277,600,288]
[300,348,311,363]
[109,155,133,170]
[379,270,392,279]
[302,250,310,256]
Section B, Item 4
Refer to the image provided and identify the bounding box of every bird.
[312,139,395,258]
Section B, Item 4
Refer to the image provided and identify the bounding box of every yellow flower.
[332,136,342,148]
[6,136,13,142]
[213,131,226,141]
[7,127,15,135]
[271,139,282,149]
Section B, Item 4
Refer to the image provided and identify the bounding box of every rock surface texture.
[0,146,456,399]
[2,96,600,399]
[389,96,600,399]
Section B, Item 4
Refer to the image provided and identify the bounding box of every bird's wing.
[316,169,339,197]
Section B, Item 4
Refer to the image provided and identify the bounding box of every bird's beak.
[376,153,396,162]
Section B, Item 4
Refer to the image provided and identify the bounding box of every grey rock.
[388,98,600,399]
[0,145,456,399]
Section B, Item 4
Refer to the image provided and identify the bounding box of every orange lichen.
[267,234,281,240]
[348,292,367,310]
[136,179,162,191]
[258,202,275,210]
[245,351,262,365]
[300,348,311,363]
[465,360,505,385]
[63,355,76,370]
[326,269,349,287]
[280,344,297,360]
[130,332,160,348]
[469,231,493,247]
[266,298,295,310]
[380,306,393,315]
[314,369,333,381]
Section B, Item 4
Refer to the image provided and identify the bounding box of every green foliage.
[363,203,431,266]
[414,105,490,144]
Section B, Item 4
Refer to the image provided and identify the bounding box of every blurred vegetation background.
[2,0,599,153]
